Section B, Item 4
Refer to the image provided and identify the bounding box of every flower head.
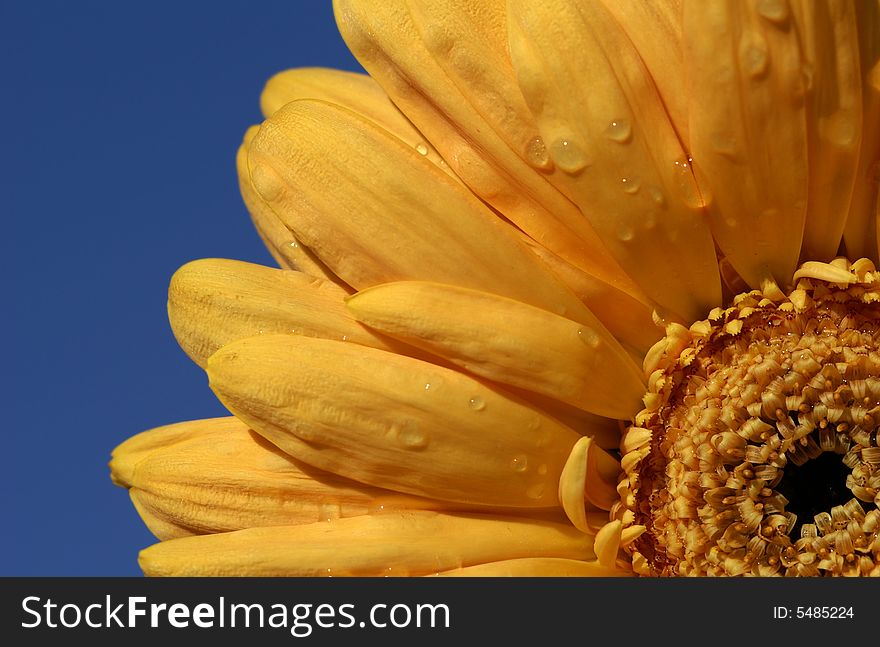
[112,0,880,576]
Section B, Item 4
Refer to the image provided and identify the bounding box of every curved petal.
[598,0,688,144]
[138,511,596,576]
[111,417,453,539]
[167,258,413,368]
[333,0,643,301]
[433,557,632,576]
[237,125,345,283]
[345,281,644,418]
[844,0,880,261]
[260,67,453,176]
[792,0,862,262]
[247,98,620,332]
[507,0,722,322]
[207,334,582,508]
[684,0,809,288]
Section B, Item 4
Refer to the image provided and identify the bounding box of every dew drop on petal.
[510,454,529,473]
[648,185,666,207]
[820,113,857,148]
[524,135,552,169]
[578,326,602,349]
[672,156,704,209]
[250,163,284,202]
[396,422,429,449]
[549,137,589,174]
[526,482,546,500]
[615,223,636,243]
[415,142,429,156]
[756,0,789,26]
[621,176,641,195]
[605,118,632,144]
[318,502,342,522]
[468,396,486,411]
[739,35,769,78]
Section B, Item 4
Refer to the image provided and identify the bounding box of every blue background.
[1,1,362,575]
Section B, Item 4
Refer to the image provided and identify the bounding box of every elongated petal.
[248,98,615,331]
[333,0,643,301]
[792,0,862,262]
[260,67,453,176]
[684,0,808,288]
[346,281,644,418]
[138,511,596,576]
[595,520,623,569]
[519,238,661,355]
[844,0,880,261]
[112,417,458,540]
[558,437,621,533]
[598,0,688,144]
[167,258,410,368]
[237,125,345,283]
[434,557,631,577]
[207,334,582,508]
[507,0,722,322]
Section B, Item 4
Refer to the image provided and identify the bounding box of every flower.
[111,0,880,577]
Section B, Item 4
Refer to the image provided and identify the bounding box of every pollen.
[616,258,880,576]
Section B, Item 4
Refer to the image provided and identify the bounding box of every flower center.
[616,259,880,576]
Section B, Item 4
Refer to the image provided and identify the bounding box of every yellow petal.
[518,238,661,355]
[167,258,419,368]
[433,557,631,577]
[507,0,722,322]
[247,99,604,328]
[684,0,808,288]
[792,0,862,262]
[207,334,582,508]
[844,0,880,261]
[260,67,453,176]
[112,417,455,540]
[138,511,596,576]
[558,436,622,534]
[346,281,644,418]
[598,0,688,144]
[237,125,345,283]
[333,0,643,301]
[594,519,623,569]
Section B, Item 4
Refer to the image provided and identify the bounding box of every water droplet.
[740,38,769,78]
[820,113,857,148]
[672,156,704,209]
[524,136,552,169]
[604,118,632,144]
[526,482,546,500]
[710,131,739,160]
[510,454,529,473]
[396,422,429,449]
[415,142,429,156]
[578,326,602,349]
[615,223,635,243]
[250,163,284,201]
[537,464,548,475]
[341,334,349,342]
[549,137,589,174]
[648,185,666,207]
[621,176,641,195]
[756,0,789,25]
[468,396,486,411]
[318,502,342,522]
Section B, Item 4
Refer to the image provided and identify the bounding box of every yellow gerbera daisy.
[111,0,880,577]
